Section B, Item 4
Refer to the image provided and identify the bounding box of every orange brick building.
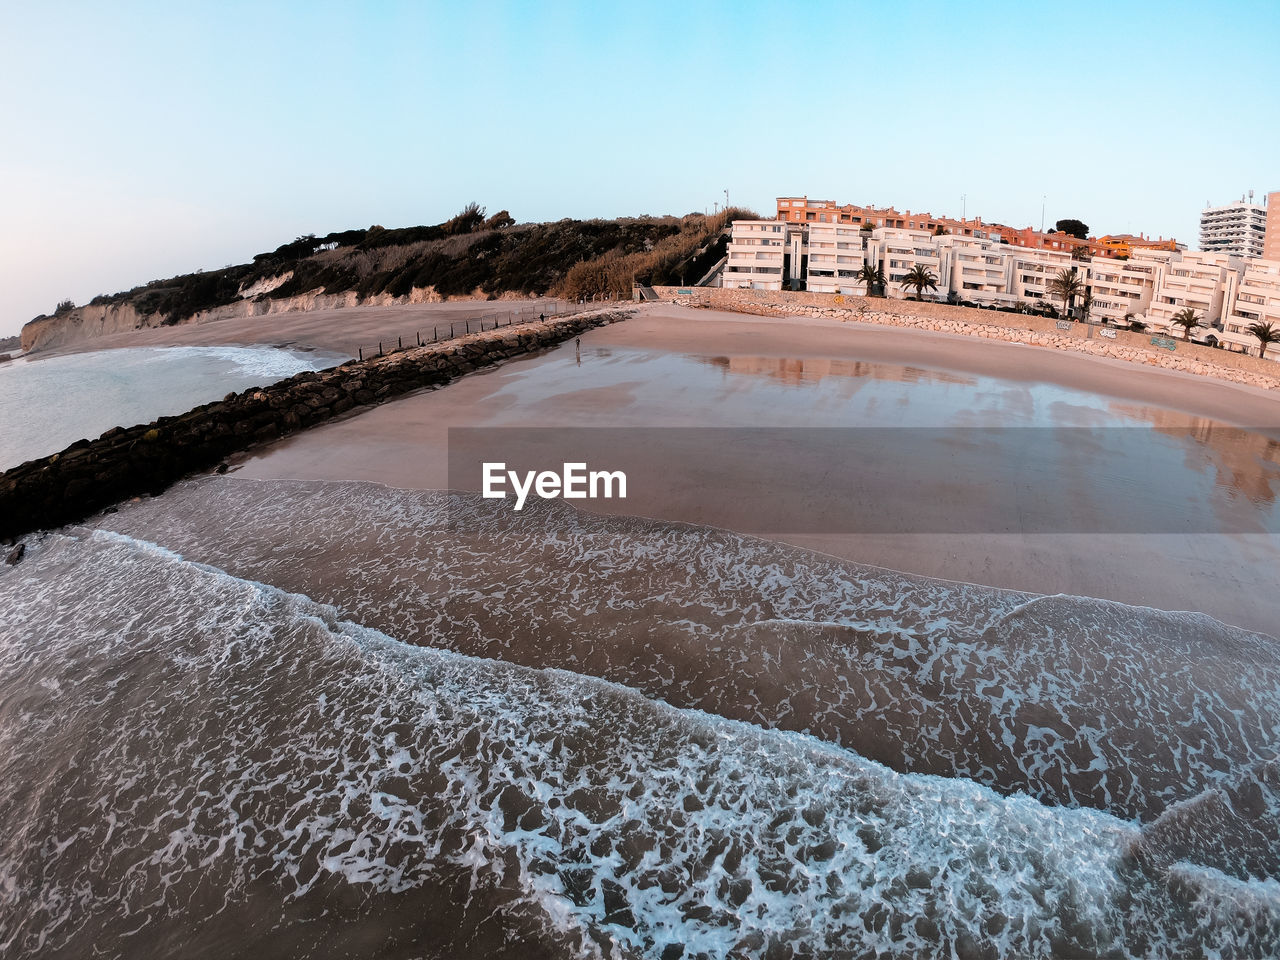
[775,197,1180,260]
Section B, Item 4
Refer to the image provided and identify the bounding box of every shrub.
[55,298,76,314]
[443,202,486,236]
[54,204,761,324]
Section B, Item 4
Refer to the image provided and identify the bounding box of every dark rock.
[5,543,24,566]
[0,309,631,541]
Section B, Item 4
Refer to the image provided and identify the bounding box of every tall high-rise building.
[1200,194,1267,258]
[1264,190,1280,262]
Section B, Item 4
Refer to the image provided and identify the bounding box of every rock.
[0,309,632,541]
[4,543,24,566]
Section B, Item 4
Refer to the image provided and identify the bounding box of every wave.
[92,477,1280,824]
[2,529,1277,958]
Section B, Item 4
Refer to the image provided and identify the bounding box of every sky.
[2,0,1278,337]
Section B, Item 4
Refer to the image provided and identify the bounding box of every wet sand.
[223,305,1280,633]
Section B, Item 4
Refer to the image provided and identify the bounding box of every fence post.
[433,326,438,342]
[450,322,456,337]
[378,342,383,357]
[359,347,363,361]
[417,331,421,346]
[398,336,402,350]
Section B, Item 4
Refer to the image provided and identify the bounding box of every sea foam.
[1,529,1277,958]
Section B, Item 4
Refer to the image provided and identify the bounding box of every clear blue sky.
[2,0,1278,336]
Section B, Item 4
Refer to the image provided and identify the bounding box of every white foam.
[2,530,1276,956]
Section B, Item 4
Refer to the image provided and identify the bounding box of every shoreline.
[21,297,596,362]
[658,286,1280,393]
[0,310,631,540]
[19,289,1280,396]
[230,305,1280,634]
[9,301,1280,631]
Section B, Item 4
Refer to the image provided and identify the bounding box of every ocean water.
[2,478,1278,958]
[0,345,346,471]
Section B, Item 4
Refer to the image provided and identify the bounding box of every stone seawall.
[1,310,631,541]
[656,287,1280,392]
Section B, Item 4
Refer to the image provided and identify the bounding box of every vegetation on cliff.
[38,205,756,328]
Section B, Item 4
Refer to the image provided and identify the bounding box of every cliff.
[21,204,748,353]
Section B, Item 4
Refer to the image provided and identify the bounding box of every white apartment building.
[1006,248,1079,310]
[804,221,866,294]
[869,229,947,300]
[1141,250,1244,340]
[723,220,788,290]
[724,219,1275,359]
[1086,250,1170,324]
[1200,196,1267,259]
[1221,259,1280,358]
[934,235,1015,307]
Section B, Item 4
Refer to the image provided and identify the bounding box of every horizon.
[3,0,1278,338]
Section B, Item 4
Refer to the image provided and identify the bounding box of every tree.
[1247,321,1279,359]
[1079,290,1093,324]
[856,263,886,297]
[443,202,486,235]
[1047,269,1082,318]
[1070,244,1091,262]
[1055,218,1089,239]
[899,264,939,301]
[1171,307,1202,341]
[54,298,76,314]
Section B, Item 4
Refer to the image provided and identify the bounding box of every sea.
[0,345,347,471]
[1,342,1278,958]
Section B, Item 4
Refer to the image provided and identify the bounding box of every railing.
[353,299,595,362]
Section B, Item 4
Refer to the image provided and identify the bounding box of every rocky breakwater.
[0,310,631,542]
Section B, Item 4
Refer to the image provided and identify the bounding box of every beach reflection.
[1110,402,1280,508]
[698,354,978,387]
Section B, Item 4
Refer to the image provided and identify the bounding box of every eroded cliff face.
[21,302,156,352]
[18,283,518,353]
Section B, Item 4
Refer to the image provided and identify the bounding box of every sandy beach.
[33,297,576,360]
[136,302,1274,636]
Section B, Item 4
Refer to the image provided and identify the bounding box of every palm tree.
[856,263,886,297]
[1247,320,1280,359]
[1047,269,1082,319]
[900,265,939,301]
[1171,307,1202,341]
[1079,290,1093,324]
